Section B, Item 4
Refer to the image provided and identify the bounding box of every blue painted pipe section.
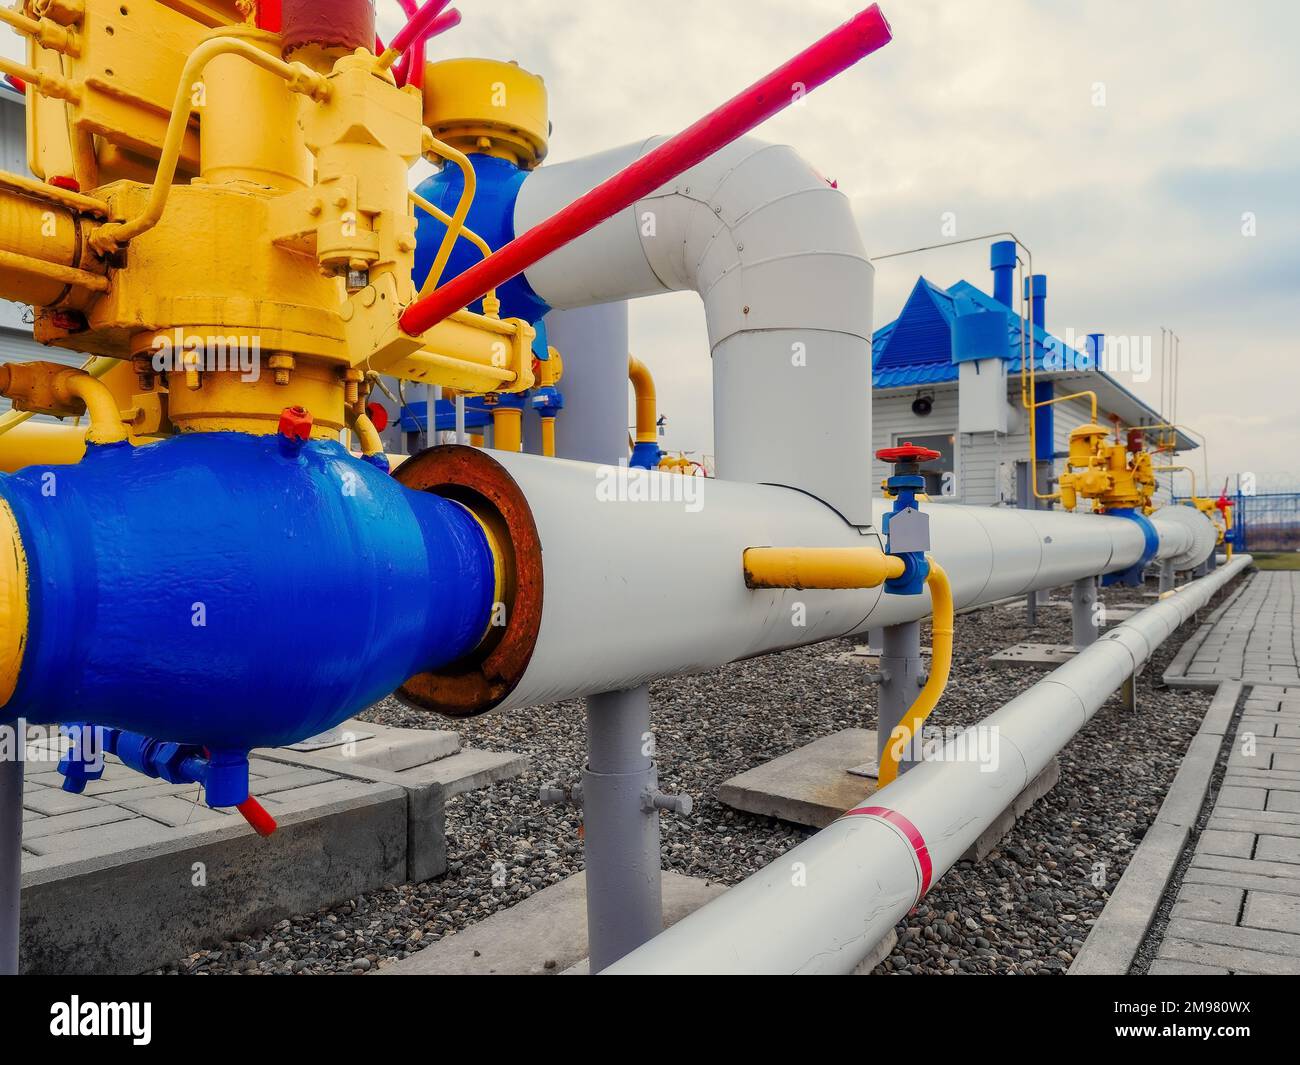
[414,153,551,324]
[628,441,662,470]
[0,433,496,752]
[1102,508,1160,588]
[1034,378,1054,462]
[59,726,250,808]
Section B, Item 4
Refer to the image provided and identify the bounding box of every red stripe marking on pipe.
[843,804,932,897]
[398,3,892,336]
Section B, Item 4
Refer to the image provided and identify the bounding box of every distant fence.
[1181,492,1300,553]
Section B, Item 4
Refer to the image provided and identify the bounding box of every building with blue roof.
[870,241,1197,506]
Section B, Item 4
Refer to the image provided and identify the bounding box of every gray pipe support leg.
[1159,560,1176,594]
[583,685,663,972]
[877,621,924,776]
[0,752,21,975]
[1072,576,1099,649]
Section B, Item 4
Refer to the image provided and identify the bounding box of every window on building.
[895,432,956,497]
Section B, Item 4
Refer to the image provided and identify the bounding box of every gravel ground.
[160,579,1237,976]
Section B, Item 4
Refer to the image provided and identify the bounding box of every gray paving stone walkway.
[1151,572,1300,975]
[1168,572,1300,687]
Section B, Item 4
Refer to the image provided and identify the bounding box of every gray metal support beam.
[877,621,924,775]
[0,751,21,975]
[1072,576,1099,649]
[582,685,663,972]
[1159,560,1176,594]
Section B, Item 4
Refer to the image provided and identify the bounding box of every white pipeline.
[603,554,1252,974]
[516,138,875,525]
[485,451,1218,712]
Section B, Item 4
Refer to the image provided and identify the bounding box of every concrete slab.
[376,870,727,975]
[17,717,527,974]
[21,781,408,975]
[988,642,1080,670]
[717,728,878,828]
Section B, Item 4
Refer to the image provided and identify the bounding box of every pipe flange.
[393,445,543,717]
[1151,504,1218,571]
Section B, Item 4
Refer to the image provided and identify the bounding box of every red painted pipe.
[399,4,892,336]
[390,0,453,58]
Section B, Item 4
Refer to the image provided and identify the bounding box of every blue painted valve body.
[0,433,498,804]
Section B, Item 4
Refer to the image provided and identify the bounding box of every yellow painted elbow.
[57,371,130,446]
[628,356,658,445]
[742,547,906,590]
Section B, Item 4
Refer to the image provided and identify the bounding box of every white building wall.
[872,385,1104,508]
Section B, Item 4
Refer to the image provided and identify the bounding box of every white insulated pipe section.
[604,554,1252,974]
[485,451,1216,711]
[516,138,876,526]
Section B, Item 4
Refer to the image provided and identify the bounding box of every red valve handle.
[237,797,278,837]
[876,442,941,464]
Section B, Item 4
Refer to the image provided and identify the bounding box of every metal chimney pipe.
[990,240,1016,307]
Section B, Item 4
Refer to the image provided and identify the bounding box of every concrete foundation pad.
[989,643,1080,669]
[718,728,879,828]
[18,718,527,974]
[377,870,726,975]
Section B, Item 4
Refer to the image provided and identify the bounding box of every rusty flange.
[393,445,543,717]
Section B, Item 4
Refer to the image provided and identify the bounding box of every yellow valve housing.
[422,59,549,169]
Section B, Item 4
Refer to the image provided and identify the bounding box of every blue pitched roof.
[872,276,1084,388]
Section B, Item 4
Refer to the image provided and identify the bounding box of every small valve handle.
[237,796,278,837]
[876,442,941,465]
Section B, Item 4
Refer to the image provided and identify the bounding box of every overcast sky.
[6,1,1295,490]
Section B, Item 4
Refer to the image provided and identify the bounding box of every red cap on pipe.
[399,4,892,337]
[237,796,278,837]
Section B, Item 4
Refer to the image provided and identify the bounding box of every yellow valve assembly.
[1059,423,1157,514]
[0,0,541,447]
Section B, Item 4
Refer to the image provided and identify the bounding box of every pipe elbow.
[55,370,130,446]
[636,138,873,347]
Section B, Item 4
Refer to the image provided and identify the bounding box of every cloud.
[5,1,1296,486]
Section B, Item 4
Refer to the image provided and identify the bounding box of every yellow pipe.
[417,137,480,297]
[1026,389,1100,503]
[0,496,29,705]
[89,38,330,253]
[347,408,385,460]
[1155,464,1197,500]
[742,547,906,591]
[540,417,556,458]
[878,560,954,788]
[0,248,110,294]
[0,55,79,102]
[0,421,87,472]
[628,355,658,444]
[57,371,131,446]
[0,356,117,439]
[0,6,77,54]
[409,189,497,305]
[492,405,523,453]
